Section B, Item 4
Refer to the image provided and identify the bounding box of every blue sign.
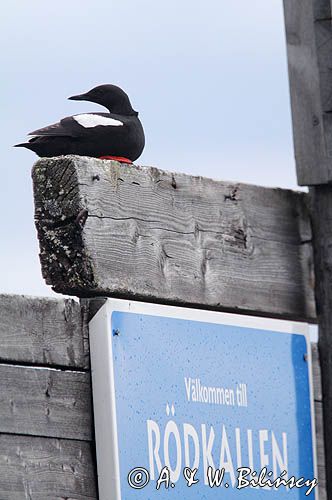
[89,299,317,500]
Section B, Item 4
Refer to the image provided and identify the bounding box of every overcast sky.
[0,1,298,298]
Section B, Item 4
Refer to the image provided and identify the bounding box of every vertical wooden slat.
[309,186,332,494]
[283,0,332,185]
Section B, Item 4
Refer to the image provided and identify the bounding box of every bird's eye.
[92,90,103,99]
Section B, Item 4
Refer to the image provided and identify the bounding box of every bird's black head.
[68,84,138,116]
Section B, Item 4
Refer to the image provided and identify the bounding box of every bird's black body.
[15,84,145,161]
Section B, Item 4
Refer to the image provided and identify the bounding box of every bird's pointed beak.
[68,93,86,101]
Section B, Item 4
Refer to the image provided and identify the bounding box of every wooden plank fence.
[0,295,96,500]
[0,293,326,498]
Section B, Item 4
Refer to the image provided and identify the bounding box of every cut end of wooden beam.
[0,293,89,369]
[32,155,316,320]
[32,156,97,293]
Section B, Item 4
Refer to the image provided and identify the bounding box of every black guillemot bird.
[15,84,145,163]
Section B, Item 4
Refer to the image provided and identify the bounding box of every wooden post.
[283,0,332,185]
[284,0,332,493]
[308,187,332,493]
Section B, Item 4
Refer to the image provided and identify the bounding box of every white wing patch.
[73,114,124,128]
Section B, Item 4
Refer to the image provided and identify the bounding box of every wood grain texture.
[283,0,332,185]
[0,434,97,500]
[0,363,92,440]
[315,402,327,499]
[0,294,89,369]
[32,156,316,321]
[309,185,332,493]
[81,298,107,323]
[312,342,322,402]
[311,343,326,497]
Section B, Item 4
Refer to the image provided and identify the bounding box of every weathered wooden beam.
[0,434,97,500]
[283,0,332,185]
[32,156,316,321]
[0,294,89,369]
[0,364,92,440]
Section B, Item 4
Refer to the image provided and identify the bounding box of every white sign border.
[89,298,318,500]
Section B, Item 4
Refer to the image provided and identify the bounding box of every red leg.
[99,155,132,164]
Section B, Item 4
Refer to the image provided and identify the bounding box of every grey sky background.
[1,0,297,298]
